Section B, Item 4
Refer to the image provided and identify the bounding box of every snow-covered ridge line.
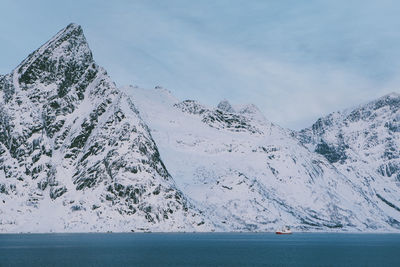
[16,23,83,76]
[123,85,400,232]
[1,22,399,233]
[298,92,400,230]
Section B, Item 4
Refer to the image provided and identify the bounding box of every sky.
[1,0,400,129]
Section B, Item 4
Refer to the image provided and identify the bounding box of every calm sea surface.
[0,233,399,267]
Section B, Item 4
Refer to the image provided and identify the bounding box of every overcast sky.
[1,0,399,129]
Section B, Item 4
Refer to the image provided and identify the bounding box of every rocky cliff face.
[0,24,208,232]
[298,93,400,228]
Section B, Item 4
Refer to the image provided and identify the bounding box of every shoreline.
[1,231,400,235]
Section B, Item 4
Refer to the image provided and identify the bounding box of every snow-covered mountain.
[0,24,209,232]
[1,23,399,233]
[299,93,400,229]
[124,86,400,232]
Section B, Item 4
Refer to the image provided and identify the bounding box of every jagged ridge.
[0,23,209,232]
[299,92,400,228]
[125,86,400,232]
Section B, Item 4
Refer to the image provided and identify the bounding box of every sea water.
[0,233,399,266]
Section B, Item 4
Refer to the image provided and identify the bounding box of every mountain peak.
[20,22,87,63]
[15,23,94,88]
[379,92,400,100]
[53,23,84,43]
[217,99,235,113]
[361,92,400,112]
[360,91,399,105]
[65,22,81,30]
[301,91,400,137]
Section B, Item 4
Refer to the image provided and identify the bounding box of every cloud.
[169,40,393,129]
[1,0,400,129]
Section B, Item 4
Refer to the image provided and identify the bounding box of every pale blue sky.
[1,0,399,129]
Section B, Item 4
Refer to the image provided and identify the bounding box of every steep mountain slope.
[0,24,209,232]
[124,86,398,231]
[299,93,400,228]
[2,23,399,233]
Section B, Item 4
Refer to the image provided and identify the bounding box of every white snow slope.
[123,86,400,232]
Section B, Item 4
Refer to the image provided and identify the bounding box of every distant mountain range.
[1,24,399,232]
